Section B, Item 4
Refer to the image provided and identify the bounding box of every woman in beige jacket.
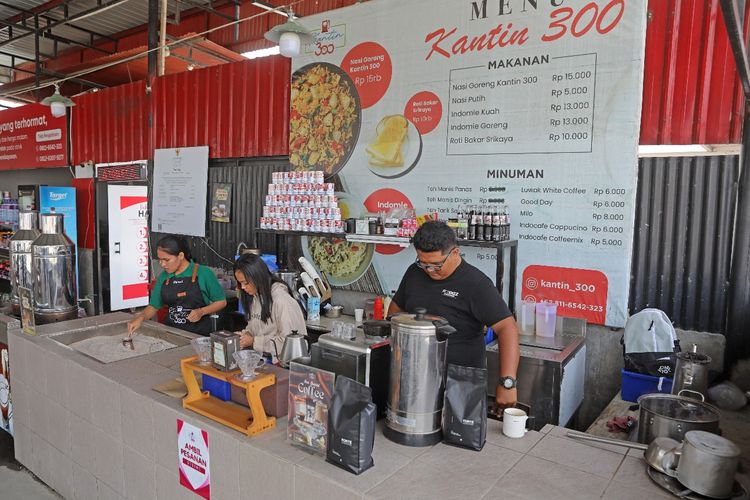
[233,253,307,360]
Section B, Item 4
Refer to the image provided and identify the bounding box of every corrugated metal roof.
[0,0,187,67]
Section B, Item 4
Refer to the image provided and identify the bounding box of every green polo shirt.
[149,261,226,309]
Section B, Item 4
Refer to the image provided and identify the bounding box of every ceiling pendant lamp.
[263,9,314,58]
[41,84,75,118]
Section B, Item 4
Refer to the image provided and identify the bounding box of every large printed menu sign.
[0,103,68,169]
[291,0,647,326]
[107,185,149,310]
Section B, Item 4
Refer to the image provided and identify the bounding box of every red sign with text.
[522,265,608,324]
[0,103,68,169]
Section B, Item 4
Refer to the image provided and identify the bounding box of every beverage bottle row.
[454,205,511,241]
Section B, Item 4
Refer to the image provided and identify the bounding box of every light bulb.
[50,101,66,118]
[278,32,301,57]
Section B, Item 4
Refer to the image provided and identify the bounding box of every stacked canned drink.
[260,171,344,233]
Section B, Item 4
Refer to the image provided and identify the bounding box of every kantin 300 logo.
[307,21,347,56]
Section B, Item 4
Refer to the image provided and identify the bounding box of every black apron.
[161,263,212,336]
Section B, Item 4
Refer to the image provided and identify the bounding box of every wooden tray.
[180,356,276,436]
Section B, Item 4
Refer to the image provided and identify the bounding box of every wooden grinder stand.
[180,356,276,436]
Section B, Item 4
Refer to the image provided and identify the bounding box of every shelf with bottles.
[448,204,512,243]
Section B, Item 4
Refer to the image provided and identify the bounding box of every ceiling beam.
[173,0,235,22]
[0,0,130,51]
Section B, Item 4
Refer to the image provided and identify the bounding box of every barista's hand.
[238,331,254,349]
[186,308,204,323]
[127,316,144,337]
[495,386,517,410]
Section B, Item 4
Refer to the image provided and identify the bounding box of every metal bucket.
[32,213,77,323]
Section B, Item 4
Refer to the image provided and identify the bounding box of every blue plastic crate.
[621,368,673,403]
[202,374,231,401]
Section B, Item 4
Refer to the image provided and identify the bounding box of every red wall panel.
[641,0,746,144]
[151,56,290,158]
[71,81,150,164]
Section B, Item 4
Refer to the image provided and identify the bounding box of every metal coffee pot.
[671,344,711,399]
[273,330,308,368]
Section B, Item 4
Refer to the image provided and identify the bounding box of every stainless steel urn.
[384,308,455,446]
[9,211,40,315]
[31,213,77,323]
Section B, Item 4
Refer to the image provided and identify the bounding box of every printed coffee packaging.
[287,360,335,456]
[326,376,376,475]
[442,364,487,451]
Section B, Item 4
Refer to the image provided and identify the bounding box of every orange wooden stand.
[180,356,276,437]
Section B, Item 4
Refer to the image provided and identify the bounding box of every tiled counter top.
[9,314,674,500]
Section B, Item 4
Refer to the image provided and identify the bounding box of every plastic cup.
[535,302,557,338]
[518,300,536,336]
[191,337,213,365]
[354,308,364,323]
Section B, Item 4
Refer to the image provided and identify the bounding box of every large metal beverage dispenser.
[31,213,77,323]
[9,211,40,315]
[384,308,455,446]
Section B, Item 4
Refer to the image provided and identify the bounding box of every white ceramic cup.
[502,408,530,438]
[354,308,364,323]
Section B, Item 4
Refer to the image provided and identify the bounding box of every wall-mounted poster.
[291,0,648,327]
[210,183,232,223]
[152,147,209,237]
[108,185,149,310]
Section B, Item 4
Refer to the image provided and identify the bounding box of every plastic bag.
[326,376,376,475]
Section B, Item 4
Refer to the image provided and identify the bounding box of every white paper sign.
[108,185,149,311]
[292,0,647,327]
[152,146,209,237]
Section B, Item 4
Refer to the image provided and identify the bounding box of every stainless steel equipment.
[663,431,740,498]
[10,211,40,315]
[486,318,587,430]
[210,330,241,371]
[384,308,455,447]
[276,331,308,368]
[32,213,77,323]
[637,390,721,444]
[672,345,711,398]
[312,329,390,417]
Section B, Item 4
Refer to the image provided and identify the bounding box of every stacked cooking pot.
[635,385,741,497]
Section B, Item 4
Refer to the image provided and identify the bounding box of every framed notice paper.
[152,147,209,237]
[210,183,232,223]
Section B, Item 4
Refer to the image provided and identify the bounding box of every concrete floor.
[0,431,61,500]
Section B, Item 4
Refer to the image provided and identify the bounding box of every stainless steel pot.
[637,390,720,444]
[384,308,455,447]
[9,211,40,314]
[663,430,740,498]
[32,213,78,323]
[671,346,711,398]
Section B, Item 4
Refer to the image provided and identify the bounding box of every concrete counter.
[9,313,674,500]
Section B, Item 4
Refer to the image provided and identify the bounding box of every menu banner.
[0,103,68,169]
[291,0,647,327]
[107,185,149,311]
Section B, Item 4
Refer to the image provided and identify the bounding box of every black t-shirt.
[392,259,512,368]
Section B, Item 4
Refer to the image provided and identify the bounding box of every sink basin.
[47,321,192,363]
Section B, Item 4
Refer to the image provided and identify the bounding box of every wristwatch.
[499,376,517,390]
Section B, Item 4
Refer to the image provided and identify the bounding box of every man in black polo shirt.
[388,220,520,408]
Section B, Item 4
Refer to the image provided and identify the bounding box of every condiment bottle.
[373,296,384,320]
